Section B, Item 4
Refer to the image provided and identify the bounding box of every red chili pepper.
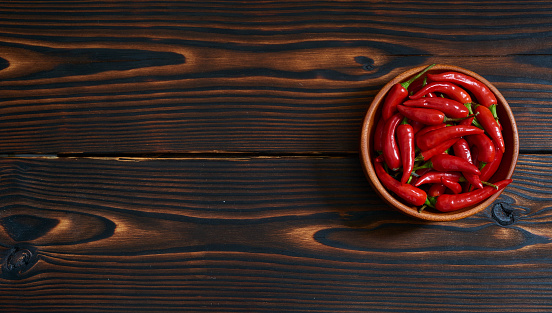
[429,154,481,175]
[397,121,415,184]
[470,144,479,165]
[416,125,484,151]
[381,64,435,121]
[479,141,504,182]
[409,168,432,186]
[414,170,463,187]
[465,133,495,163]
[435,179,512,212]
[416,138,458,162]
[409,119,425,134]
[452,139,484,189]
[441,176,462,194]
[427,71,497,107]
[428,183,447,197]
[373,118,386,152]
[374,158,427,206]
[397,105,471,126]
[382,113,403,171]
[415,123,446,139]
[402,97,469,119]
[474,104,505,153]
[409,82,472,104]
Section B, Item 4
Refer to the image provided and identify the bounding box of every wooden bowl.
[360,64,519,221]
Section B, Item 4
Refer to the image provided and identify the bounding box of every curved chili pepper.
[416,125,484,151]
[373,118,386,153]
[382,113,403,171]
[435,179,512,212]
[409,168,432,186]
[381,64,435,121]
[397,105,471,126]
[479,141,503,182]
[409,82,472,104]
[397,121,415,184]
[428,154,481,175]
[416,138,458,162]
[465,133,495,163]
[415,123,446,139]
[414,170,463,187]
[403,97,469,119]
[427,71,497,107]
[428,183,447,197]
[474,104,505,153]
[374,158,427,206]
[441,176,462,194]
[452,138,484,189]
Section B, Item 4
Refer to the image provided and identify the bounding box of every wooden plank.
[0,53,550,154]
[0,2,551,154]
[0,155,549,311]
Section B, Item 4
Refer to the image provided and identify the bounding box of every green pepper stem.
[412,161,432,171]
[489,104,498,119]
[482,181,499,189]
[444,114,475,123]
[402,64,436,89]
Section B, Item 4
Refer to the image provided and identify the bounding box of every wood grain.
[1,1,552,154]
[0,155,549,312]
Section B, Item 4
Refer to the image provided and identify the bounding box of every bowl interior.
[360,64,519,221]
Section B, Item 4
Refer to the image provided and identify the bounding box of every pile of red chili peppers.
[373,64,512,213]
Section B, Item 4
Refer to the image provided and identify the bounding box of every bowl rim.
[360,64,519,221]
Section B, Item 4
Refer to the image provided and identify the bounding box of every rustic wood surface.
[1,1,552,312]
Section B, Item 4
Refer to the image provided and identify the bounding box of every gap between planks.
[0,152,358,161]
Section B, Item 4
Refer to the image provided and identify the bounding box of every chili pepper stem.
[444,114,475,123]
[401,64,436,89]
[490,104,498,119]
[412,161,432,171]
[482,181,499,189]
[418,205,427,213]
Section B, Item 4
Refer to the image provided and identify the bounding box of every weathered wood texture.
[1,1,552,154]
[1,1,552,312]
[0,156,547,312]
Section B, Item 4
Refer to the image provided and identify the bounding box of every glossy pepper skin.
[382,113,403,171]
[479,141,504,182]
[381,64,435,121]
[415,123,446,139]
[397,105,469,126]
[428,183,447,197]
[409,82,472,104]
[374,158,427,206]
[427,71,497,107]
[416,138,458,162]
[403,98,469,119]
[452,139,484,189]
[414,170,463,187]
[435,179,512,212]
[397,122,415,184]
[416,125,484,151]
[430,154,481,176]
[441,176,462,194]
[475,104,505,153]
[466,133,495,163]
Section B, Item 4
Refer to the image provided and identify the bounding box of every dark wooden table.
[0,1,550,312]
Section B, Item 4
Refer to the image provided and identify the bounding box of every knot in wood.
[2,245,38,279]
[354,56,375,71]
[491,202,516,226]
